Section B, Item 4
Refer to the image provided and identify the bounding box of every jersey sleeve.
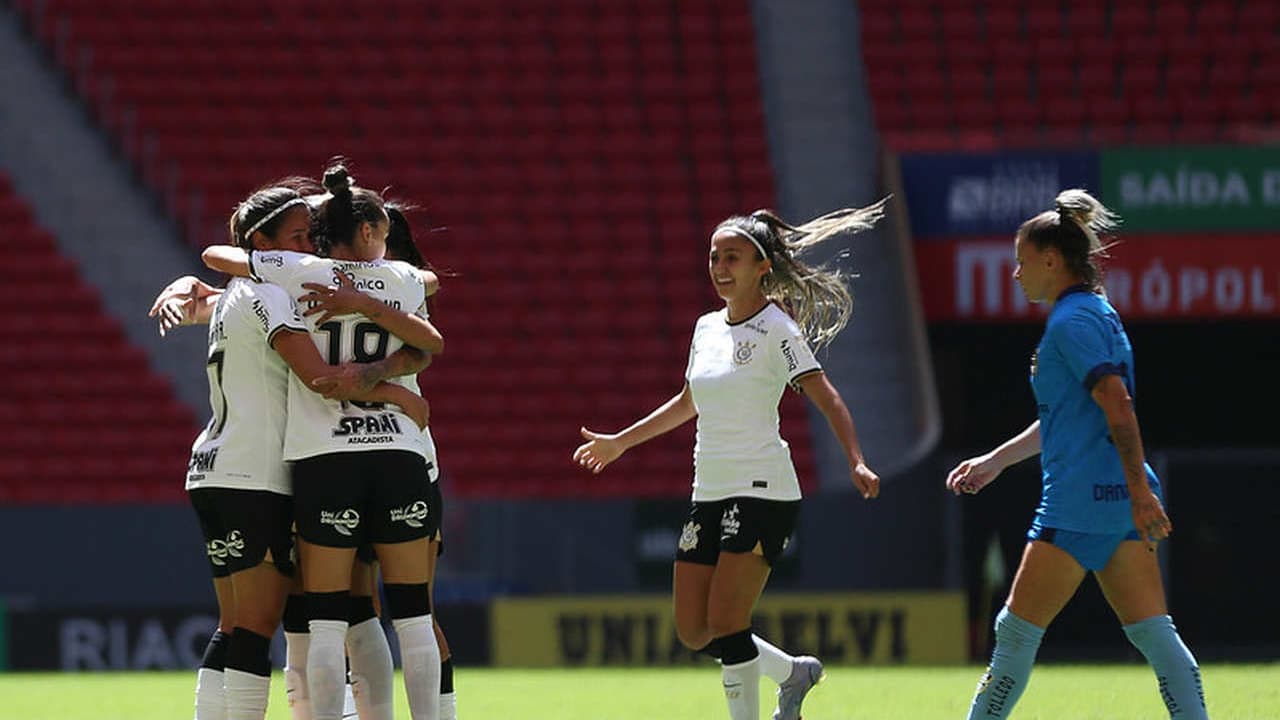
[684,317,704,382]
[248,249,314,286]
[1048,308,1122,391]
[251,283,307,347]
[389,261,430,319]
[773,316,822,385]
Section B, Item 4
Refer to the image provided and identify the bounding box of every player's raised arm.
[202,245,251,277]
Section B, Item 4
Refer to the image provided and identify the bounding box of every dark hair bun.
[322,164,352,195]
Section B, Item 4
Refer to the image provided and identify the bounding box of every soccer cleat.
[772,656,825,720]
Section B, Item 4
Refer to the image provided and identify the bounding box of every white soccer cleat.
[772,655,825,720]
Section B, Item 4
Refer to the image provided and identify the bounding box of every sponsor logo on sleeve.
[251,298,271,332]
[780,338,799,373]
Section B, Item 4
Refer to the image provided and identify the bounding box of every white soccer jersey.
[249,250,430,461]
[186,277,306,494]
[684,303,822,502]
[399,372,441,483]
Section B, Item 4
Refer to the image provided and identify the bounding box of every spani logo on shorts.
[678,521,700,552]
[206,529,245,566]
[390,500,429,528]
[320,509,361,537]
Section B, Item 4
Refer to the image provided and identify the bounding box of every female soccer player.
[573,201,886,720]
[304,203,462,720]
[204,163,444,720]
[174,184,427,720]
[153,190,438,720]
[946,189,1208,720]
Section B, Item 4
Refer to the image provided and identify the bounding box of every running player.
[946,189,1208,720]
[573,201,887,720]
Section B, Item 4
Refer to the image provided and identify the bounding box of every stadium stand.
[11,0,816,498]
[859,0,1279,150]
[0,171,195,502]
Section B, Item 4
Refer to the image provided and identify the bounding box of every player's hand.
[397,394,430,431]
[851,460,880,499]
[157,297,195,336]
[946,453,1004,495]
[149,276,202,336]
[300,272,369,323]
[149,276,195,317]
[1131,490,1172,548]
[573,427,625,474]
[311,363,376,400]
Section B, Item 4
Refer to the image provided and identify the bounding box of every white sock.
[752,635,794,685]
[439,692,456,720]
[284,633,313,720]
[307,619,349,720]
[195,667,226,720]
[346,617,394,720]
[392,615,441,720]
[342,683,357,719]
[722,657,761,720]
[224,668,270,720]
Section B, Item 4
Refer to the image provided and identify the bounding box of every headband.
[243,197,308,240]
[714,226,768,259]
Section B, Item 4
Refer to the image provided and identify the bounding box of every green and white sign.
[1101,146,1280,231]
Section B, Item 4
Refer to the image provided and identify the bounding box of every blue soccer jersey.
[1030,286,1161,533]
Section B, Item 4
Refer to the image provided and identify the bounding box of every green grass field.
[1,664,1276,719]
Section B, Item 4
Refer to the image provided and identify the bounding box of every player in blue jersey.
[946,189,1208,719]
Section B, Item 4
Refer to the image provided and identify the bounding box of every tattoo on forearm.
[1109,421,1147,488]
[357,363,383,390]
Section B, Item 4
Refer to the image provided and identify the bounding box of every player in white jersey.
[302,203,461,719]
[153,184,439,720]
[204,163,444,720]
[574,201,888,720]
[170,184,428,720]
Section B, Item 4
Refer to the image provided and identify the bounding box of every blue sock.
[1123,615,1207,719]
[967,607,1044,719]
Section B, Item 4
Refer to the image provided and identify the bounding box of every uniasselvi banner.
[1101,146,1280,231]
